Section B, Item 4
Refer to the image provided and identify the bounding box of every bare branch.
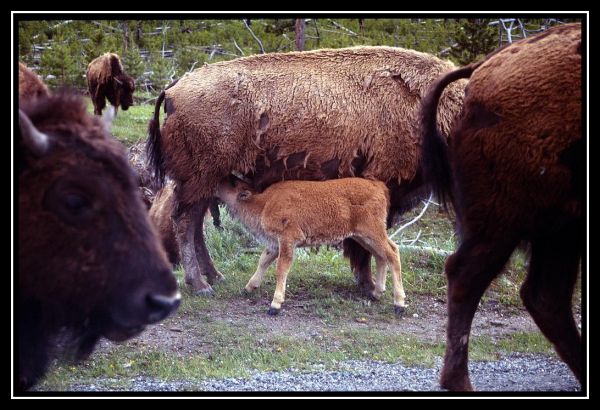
[328,19,358,36]
[188,61,199,73]
[389,193,433,240]
[232,38,245,56]
[398,244,452,257]
[243,19,265,54]
[401,229,422,246]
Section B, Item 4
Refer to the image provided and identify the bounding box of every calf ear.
[238,190,252,201]
[19,110,49,157]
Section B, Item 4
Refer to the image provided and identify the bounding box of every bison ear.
[238,190,252,201]
[102,106,116,131]
[19,110,49,157]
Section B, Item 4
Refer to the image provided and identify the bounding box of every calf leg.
[440,236,517,391]
[175,203,213,295]
[245,247,278,292]
[386,239,406,316]
[193,199,225,284]
[268,240,295,316]
[520,229,582,384]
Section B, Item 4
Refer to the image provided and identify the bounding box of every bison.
[420,23,583,391]
[18,91,180,391]
[18,62,49,103]
[216,176,406,316]
[147,46,466,295]
[86,53,135,116]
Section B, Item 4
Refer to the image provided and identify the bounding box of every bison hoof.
[368,293,381,302]
[267,307,280,316]
[394,306,406,317]
[194,287,215,297]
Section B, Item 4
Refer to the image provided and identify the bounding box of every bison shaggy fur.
[420,23,583,391]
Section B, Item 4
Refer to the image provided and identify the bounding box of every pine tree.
[450,19,498,65]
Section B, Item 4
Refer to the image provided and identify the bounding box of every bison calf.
[216,176,406,316]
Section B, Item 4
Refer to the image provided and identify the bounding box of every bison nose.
[145,292,181,324]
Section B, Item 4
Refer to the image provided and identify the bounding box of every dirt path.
[126,294,579,356]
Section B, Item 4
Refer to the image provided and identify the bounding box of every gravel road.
[59,353,581,395]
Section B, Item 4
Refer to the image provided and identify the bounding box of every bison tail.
[420,64,477,211]
[147,90,167,189]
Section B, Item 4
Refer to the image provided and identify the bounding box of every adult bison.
[86,53,135,116]
[18,62,49,103]
[420,23,583,391]
[18,91,180,391]
[147,46,466,294]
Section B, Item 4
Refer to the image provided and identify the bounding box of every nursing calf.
[216,177,406,316]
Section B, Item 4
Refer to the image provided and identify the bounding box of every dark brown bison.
[147,46,466,295]
[420,23,582,391]
[86,53,135,116]
[18,62,49,103]
[18,91,180,391]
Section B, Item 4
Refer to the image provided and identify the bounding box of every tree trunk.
[121,21,129,52]
[295,19,305,51]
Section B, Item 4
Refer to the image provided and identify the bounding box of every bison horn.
[102,106,116,130]
[19,110,49,157]
[114,77,123,86]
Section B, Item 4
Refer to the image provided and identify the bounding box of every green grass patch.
[36,325,554,391]
[83,97,155,146]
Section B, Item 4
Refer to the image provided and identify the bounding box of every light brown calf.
[216,176,406,316]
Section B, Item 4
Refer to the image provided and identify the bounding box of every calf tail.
[146,90,167,189]
[420,63,478,210]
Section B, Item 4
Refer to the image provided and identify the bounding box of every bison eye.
[63,192,92,216]
[43,180,98,225]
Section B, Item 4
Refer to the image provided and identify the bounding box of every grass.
[37,325,554,391]
[84,98,155,146]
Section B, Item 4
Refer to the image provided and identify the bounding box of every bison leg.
[440,236,517,391]
[245,247,278,292]
[385,239,406,316]
[93,89,106,116]
[343,238,375,294]
[209,198,222,230]
[268,240,295,315]
[520,228,582,384]
[193,199,225,284]
[175,204,214,295]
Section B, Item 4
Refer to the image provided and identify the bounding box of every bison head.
[114,74,135,111]
[17,93,179,390]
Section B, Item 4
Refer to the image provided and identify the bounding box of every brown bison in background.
[18,62,49,103]
[420,23,583,391]
[86,53,135,116]
[18,91,180,391]
[147,46,467,295]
